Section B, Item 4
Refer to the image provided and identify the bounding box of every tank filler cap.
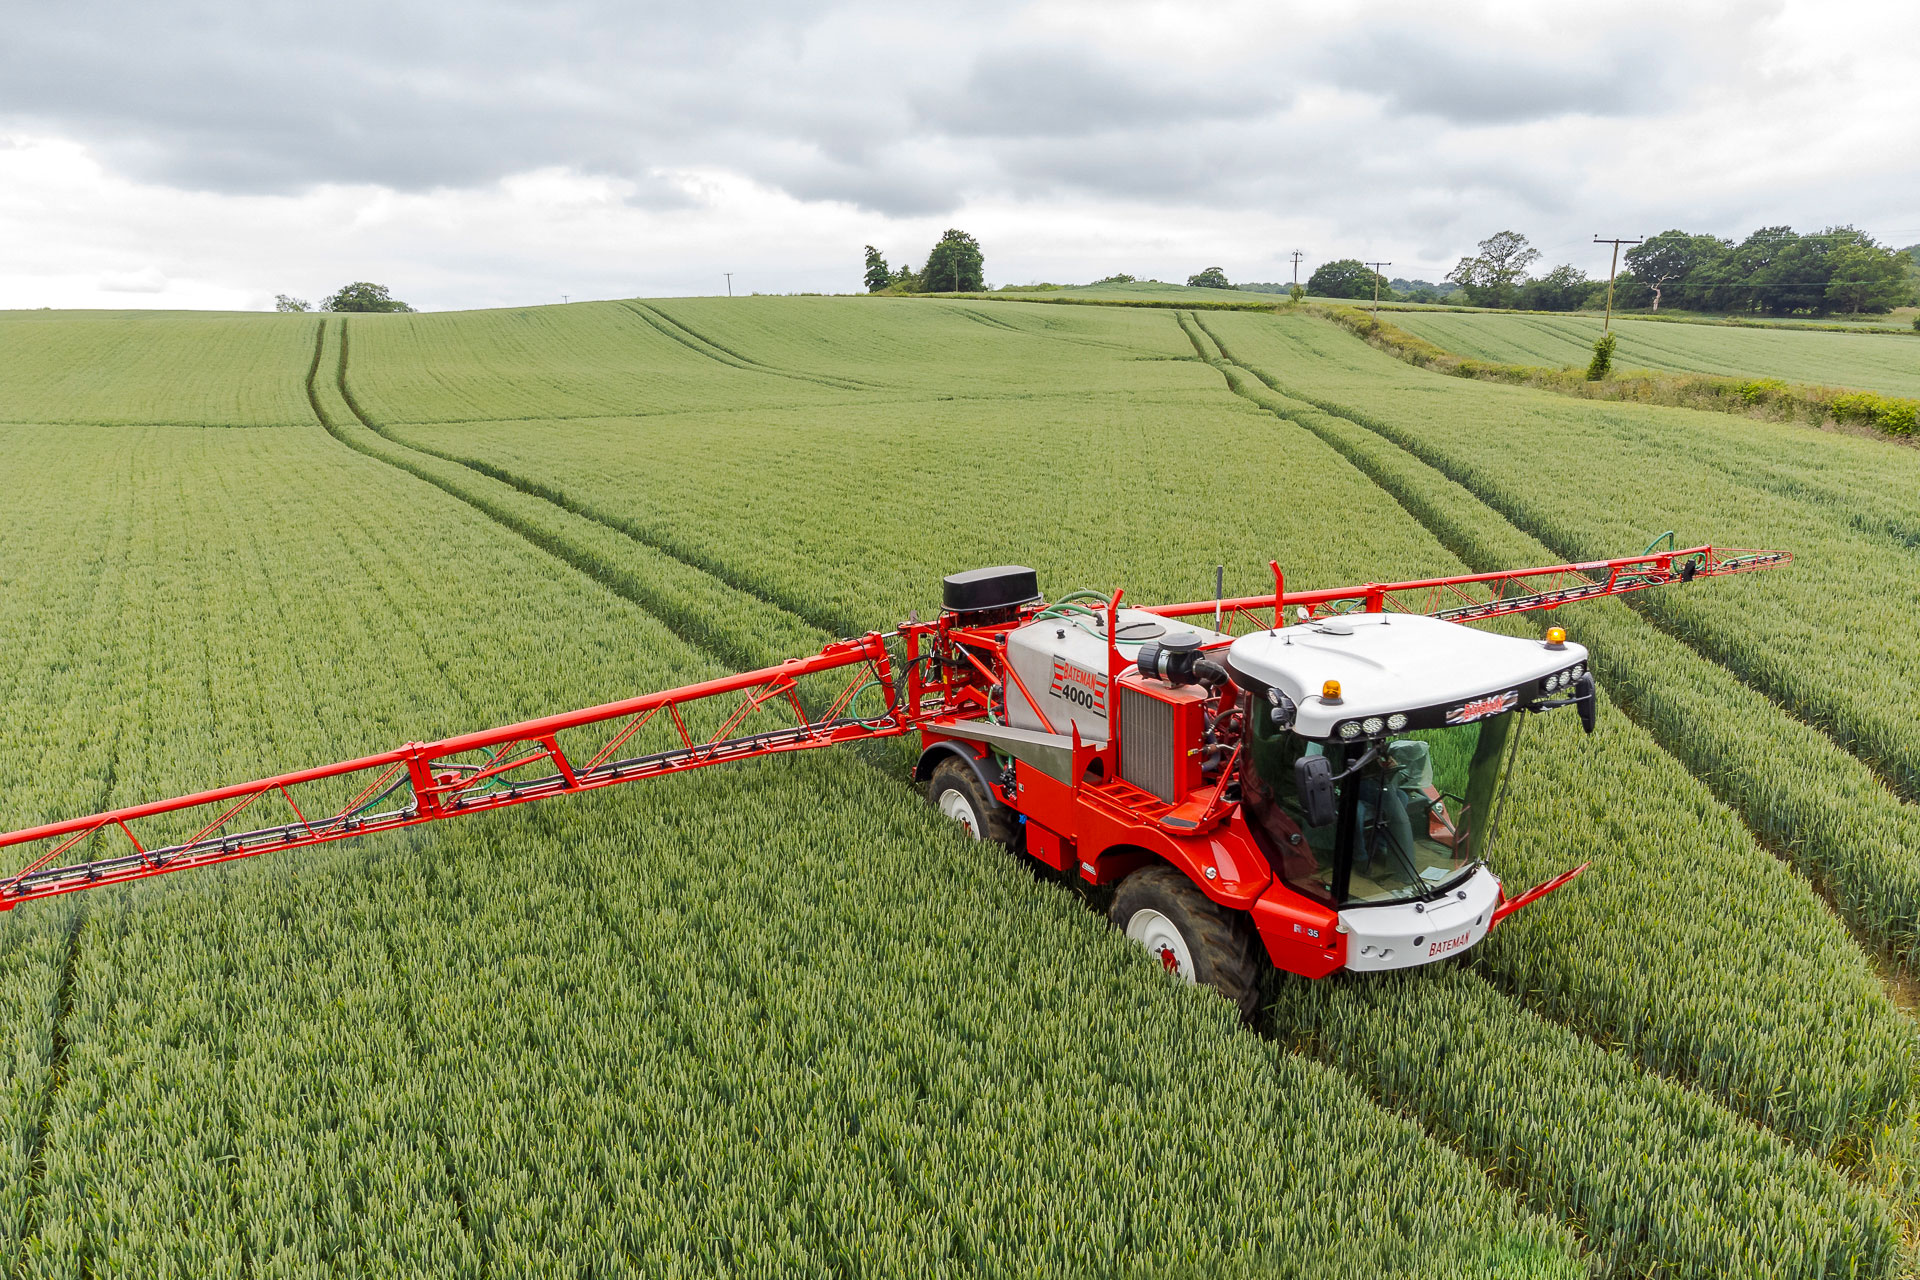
[1137,633,1202,684]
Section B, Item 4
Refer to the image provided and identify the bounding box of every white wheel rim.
[1125,908,1196,983]
[938,788,982,839]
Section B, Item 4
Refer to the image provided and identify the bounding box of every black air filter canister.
[942,566,1041,616]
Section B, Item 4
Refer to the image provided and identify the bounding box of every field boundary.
[918,292,1920,438]
[1316,304,1920,440]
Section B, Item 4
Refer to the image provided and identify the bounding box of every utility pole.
[1593,236,1642,330]
[562,295,569,304]
[1365,261,1391,314]
[724,273,733,298]
[1290,250,1305,288]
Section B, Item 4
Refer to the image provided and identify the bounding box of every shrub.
[1585,331,1616,380]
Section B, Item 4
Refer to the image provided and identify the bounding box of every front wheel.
[927,757,1019,846]
[1109,864,1263,1020]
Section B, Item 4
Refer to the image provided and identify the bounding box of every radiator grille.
[1119,687,1177,802]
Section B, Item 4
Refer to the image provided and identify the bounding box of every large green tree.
[1826,240,1912,314]
[1625,230,1731,311]
[921,229,984,293]
[1306,259,1391,300]
[1186,266,1234,289]
[1445,231,1539,307]
[862,246,891,294]
[322,282,414,313]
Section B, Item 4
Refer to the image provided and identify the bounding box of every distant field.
[968,280,1281,306]
[0,309,318,426]
[1391,310,1920,396]
[1,294,1918,1276]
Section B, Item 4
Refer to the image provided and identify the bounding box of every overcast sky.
[3,0,1915,312]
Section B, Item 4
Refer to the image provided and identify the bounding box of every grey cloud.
[0,0,1720,224]
[1325,29,1667,124]
[0,0,1306,216]
[914,47,1282,139]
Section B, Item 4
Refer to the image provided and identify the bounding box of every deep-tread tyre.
[1109,863,1263,1020]
[927,757,1020,846]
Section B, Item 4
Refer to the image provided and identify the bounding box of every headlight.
[1387,713,1408,731]
[1362,716,1384,735]
[1571,663,1585,678]
[1545,673,1561,691]
[1338,721,1362,740]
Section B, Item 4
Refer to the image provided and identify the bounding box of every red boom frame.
[0,543,1788,911]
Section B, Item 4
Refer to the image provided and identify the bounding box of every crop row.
[0,424,1582,1275]
[331,304,1913,1272]
[1273,966,1899,1279]
[340,295,1204,429]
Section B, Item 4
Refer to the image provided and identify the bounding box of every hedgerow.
[1319,303,1920,435]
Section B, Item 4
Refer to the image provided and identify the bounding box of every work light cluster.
[1334,711,1411,741]
[1543,662,1585,692]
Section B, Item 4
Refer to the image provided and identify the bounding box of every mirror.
[1574,673,1597,735]
[1293,754,1337,827]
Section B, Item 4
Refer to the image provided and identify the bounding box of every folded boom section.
[0,636,907,909]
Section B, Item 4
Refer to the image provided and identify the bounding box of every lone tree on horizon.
[1187,267,1233,289]
[322,282,415,313]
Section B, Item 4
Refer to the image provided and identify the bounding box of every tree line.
[1305,227,1914,317]
[864,231,985,294]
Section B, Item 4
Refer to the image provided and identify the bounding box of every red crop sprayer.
[0,542,1787,1014]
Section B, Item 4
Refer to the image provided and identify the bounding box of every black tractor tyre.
[927,757,1021,847]
[1109,863,1264,1021]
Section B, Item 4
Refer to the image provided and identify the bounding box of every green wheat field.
[2,295,1918,1277]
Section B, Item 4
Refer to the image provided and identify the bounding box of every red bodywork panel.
[0,543,1783,978]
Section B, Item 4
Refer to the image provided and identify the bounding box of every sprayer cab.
[1224,614,1593,969]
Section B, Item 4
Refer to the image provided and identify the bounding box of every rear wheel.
[927,757,1019,846]
[1110,863,1263,1020]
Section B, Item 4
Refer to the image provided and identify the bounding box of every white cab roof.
[1226,613,1588,738]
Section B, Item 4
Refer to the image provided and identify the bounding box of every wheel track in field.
[620,302,879,393]
[8,471,144,1274]
[640,301,893,391]
[1187,311,1920,805]
[10,906,86,1280]
[310,310,1899,1276]
[315,319,867,651]
[313,321,1005,1270]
